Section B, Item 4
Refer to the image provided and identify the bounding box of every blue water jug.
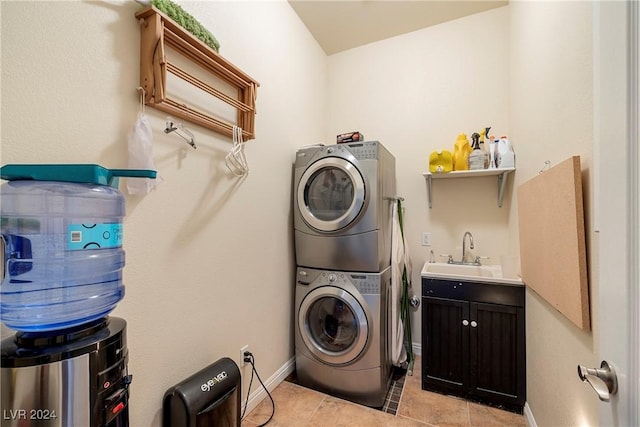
[0,164,156,331]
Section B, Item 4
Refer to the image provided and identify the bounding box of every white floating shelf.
[422,168,516,208]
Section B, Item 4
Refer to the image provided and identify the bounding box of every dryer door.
[297,157,366,232]
[298,286,369,366]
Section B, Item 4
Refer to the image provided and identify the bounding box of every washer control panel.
[349,273,381,294]
[297,268,383,295]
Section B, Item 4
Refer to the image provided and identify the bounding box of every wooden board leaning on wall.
[517,156,589,330]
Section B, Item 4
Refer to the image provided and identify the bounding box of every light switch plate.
[422,232,431,246]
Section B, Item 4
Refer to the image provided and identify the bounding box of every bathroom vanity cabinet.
[421,278,525,413]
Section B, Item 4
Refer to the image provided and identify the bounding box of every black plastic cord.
[240,352,275,426]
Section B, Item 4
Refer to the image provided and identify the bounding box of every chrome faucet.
[462,231,475,264]
[440,232,484,265]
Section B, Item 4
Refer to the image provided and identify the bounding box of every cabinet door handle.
[462,320,469,326]
[470,321,478,328]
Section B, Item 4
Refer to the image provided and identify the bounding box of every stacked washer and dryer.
[293,141,396,407]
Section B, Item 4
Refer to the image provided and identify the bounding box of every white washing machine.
[294,266,392,407]
[293,141,396,272]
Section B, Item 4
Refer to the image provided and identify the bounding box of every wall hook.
[136,87,146,115]
[165,116,196,149]
[538,160,551,174]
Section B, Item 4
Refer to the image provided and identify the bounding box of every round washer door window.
[298,286,369,365]
[297,158,366,232]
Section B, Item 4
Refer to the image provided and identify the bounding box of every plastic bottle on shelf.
[452,133,472,171]
[488,135,497,169]
[480,127,491,168]
[468,133,486,170]
[497,136,515,168]
[429,150,453,173]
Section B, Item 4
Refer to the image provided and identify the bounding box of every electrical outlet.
[240,345,250,366]
[422,232,432,246]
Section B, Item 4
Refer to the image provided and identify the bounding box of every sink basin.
[424,263,496,277]
[421,262,523,285]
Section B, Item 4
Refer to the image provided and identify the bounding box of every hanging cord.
[240,352,274,426]
[225,126,249,176]
[397,199,415,373]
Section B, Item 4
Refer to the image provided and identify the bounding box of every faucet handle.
[439,254,454,264]
[474,256,490,265]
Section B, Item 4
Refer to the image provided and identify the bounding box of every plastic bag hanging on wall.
[127,89,163,195]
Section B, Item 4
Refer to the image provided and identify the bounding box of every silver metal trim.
[628,0,640,422]
[297,157,365,232]
[298,286,369,365]
[1,354,91,427]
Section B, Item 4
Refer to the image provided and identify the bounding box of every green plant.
[151,0,220,52]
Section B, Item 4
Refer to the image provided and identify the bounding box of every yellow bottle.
[429,150,453,173]
[452,133,472,171]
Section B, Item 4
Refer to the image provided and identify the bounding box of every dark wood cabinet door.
[469,302,525,408]
[421,278,526,413]
[422,296,469,394]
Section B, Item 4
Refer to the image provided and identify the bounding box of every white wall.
[0,1,326,425]
[508,1,598,425]
[327,6,511,349]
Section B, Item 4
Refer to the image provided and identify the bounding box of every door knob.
[409,295,420,309]
[577,360,618,402]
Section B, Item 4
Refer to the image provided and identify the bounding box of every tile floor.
[242,356,526,427]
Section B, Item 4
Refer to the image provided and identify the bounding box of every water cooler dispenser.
[0,164,156,427]
[1,317,131,427]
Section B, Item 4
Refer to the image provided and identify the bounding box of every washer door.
[297,157,366,232]
[298,286,369,366]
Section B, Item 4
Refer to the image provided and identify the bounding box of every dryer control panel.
[344,141,379,160]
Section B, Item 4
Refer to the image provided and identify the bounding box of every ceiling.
[288,0,508,55]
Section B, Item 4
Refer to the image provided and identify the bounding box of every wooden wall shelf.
[135,6,259,140]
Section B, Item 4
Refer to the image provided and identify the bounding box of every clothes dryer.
[293,141,396,272]
[294,266,392,407]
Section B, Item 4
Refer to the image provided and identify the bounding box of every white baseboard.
[523,402,537,427]
[412,342,422,356]
[241,356,296,415]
